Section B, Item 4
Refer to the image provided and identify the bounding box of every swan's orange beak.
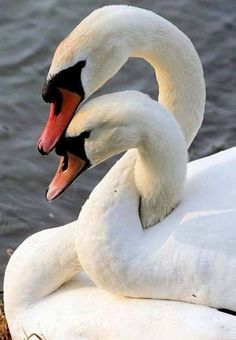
[37,88,82,155]
[46,152,86,201]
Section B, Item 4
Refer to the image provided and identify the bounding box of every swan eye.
[56,132,91,163]
[80,130,91,139]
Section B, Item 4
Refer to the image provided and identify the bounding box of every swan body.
[76,145,236,311]
[44,91,236,311]
[4,223,236,340]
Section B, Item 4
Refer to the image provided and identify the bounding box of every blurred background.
[0,0,235,288]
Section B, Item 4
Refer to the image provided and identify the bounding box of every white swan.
[4,198,236,339]
[37,5,205,155]
[5,91,236,338]
[46,90,236,312]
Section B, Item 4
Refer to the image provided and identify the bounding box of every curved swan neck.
[4,222,80,312]
[119,7,205,147]
[132,104,187,227]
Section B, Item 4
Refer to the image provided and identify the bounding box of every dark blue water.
[0,0,236,288]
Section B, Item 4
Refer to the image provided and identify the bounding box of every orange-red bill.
[46,152,86,201]
[38,88,81,155]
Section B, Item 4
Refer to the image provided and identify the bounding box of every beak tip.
[45,188,52,202]
[38,139,49,156]
[38,148,49,156]
[45,187,59,202]
[37,134,57,156]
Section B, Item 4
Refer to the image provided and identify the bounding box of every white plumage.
[4,5,235,339]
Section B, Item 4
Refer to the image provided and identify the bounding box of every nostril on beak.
[61,153,69,172]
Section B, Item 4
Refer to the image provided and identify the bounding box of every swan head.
[46,91,150,201]
[38,7,129,155]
